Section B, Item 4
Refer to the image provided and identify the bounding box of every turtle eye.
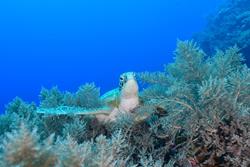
[119,76,124,90]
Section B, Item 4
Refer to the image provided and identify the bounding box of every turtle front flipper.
[36,106,112,116]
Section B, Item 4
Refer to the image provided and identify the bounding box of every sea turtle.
[36,72,140,122]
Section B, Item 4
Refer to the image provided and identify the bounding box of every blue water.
[0,0,224,113]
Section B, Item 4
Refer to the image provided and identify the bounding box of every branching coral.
[75,83,103,108]
[167,40,208,85]
[0,40,249,166]
[137,40,249,166]
[40,86,64,108]
[188,116,250,167]
[39,83,103,109]
[55,136,93,167]
[0,97,43,137]
[1,123,57,167]
[62,117,87,142]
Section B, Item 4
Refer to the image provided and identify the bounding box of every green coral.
[62,117,87,142]
[0,98,41,136]
[40,87,64,108]
[75,83,103,108]
[167,40,208,85]
[39,83,103,109]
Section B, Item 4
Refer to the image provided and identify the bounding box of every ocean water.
[0,0,224,113]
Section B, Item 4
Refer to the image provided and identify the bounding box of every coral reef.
[0,40,250,166]
[195,0,250,65]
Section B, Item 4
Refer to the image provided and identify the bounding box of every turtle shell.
[100,88,121,108]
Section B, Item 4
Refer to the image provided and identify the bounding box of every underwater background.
[0,0,224,113]
[1,0,250,166]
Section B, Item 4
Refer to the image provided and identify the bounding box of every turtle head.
[119,72,136,91]
[119,72,139,98]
